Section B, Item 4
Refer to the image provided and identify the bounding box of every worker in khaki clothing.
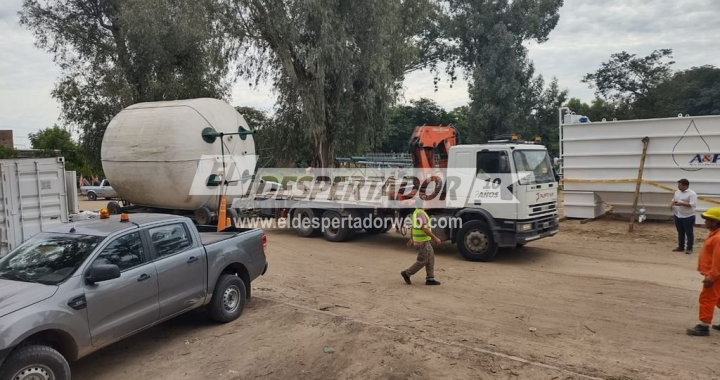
[401,198,442,286]
[686,207,720,336]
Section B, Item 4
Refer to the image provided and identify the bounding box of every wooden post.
[629,137,651,232]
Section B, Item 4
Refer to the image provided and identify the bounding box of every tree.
[582,49,674,117]
[655,65,720,116]
[445,0,564,142]
[232,0,441,167]
[20,0,239,171]
[525,77,567,158]
[0,146,18,159]
[565,97,632,123]
[381,98,451,153]
[28,125,91,173]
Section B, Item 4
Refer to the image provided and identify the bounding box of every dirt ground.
[70,200,720,380]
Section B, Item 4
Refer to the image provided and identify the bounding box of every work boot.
[401,271,411,285]
[713,324,720,331]
[672,247,684,252]
[425,279,441,286]
[686,324,710,336]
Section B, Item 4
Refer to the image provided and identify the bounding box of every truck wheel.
[321,210,351,242]
[457,220,498,262]
[0,345,71,380]
[107,201,122,215]
[291,208,318,237]
[208,274,247,323]
[86,192,97,201]
[226,208,239,226]
[195,206,213,225]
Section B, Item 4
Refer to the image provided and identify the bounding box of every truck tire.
[107,201,123,215]
[226,208,239,226]
[321,210,351,242]
[291,208,318,237]
[195,206,213,226]
[457,220,498,262]
[208,274,247,323]
[0,345,71,380]
[86,192,97,201]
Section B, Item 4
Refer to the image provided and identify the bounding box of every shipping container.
[0,157,69,256]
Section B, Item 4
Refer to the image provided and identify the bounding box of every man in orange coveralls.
[686,207,720,336]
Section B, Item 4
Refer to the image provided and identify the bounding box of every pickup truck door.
[147,222,207,319]
[98,180,110,197]
[85,231,159,347]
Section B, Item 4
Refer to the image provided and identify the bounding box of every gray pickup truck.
[80,179,117,201]
[0,214,268,380]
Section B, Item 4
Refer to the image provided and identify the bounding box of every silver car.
[0,214,268,380]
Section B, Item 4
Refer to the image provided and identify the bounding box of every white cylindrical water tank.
[102,98,256,211]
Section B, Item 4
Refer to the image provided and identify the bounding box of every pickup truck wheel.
[457,220,498,262]
[208,274,246,323]
[86,192,97,201]
[321,210,351,242]
[0,345,70,380]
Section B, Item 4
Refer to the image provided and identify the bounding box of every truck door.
[85,231,159,347]
[473,150,518,220]
[147,222,206,319]
[99,180,110,198]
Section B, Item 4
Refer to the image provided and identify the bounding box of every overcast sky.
[2,0,719,148]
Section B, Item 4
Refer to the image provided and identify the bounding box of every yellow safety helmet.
[702,207,720,221]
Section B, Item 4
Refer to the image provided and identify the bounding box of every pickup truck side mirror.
[85,264,121,284]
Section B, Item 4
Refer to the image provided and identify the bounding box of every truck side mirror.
[85,264,121,284]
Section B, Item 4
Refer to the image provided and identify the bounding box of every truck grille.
[529,201,557,217]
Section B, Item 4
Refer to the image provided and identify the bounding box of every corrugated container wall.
[562,114,720,223]
[0,157,69,256]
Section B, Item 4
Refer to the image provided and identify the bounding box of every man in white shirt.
[671,178,698,254]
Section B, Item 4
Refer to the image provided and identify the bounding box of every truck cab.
[442,142,559,261]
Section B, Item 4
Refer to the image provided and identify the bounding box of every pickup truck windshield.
[513,150,555,185]
[0,233,103,285]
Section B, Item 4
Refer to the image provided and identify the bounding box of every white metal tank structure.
[560,110,720,223]
[102,98,256,212]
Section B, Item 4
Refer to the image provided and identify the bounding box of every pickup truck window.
[0,233,103,285]
[93,232,145,271]
[149,224,193,258]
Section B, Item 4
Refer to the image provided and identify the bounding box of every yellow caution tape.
[562,178,720,206]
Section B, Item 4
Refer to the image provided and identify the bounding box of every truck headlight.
[517,223,533,232]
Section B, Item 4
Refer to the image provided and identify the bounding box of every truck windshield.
[0,233,103,285]
[513,150,555,185]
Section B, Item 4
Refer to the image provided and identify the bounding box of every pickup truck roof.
[46,214,186,237]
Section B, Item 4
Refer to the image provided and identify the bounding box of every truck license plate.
[542,222,550,229]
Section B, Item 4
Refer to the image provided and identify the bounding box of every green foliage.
[582,50,720,119]
[0,146,18,159]
[655,65,720,116]
[524,77,568,158]
[20,0,239,171]
[381,99,454,153]
[582,49,674,117]
[565,97,632,122]
[444,0,564,143]
[233,0,441,167]
[28,125,96,175]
